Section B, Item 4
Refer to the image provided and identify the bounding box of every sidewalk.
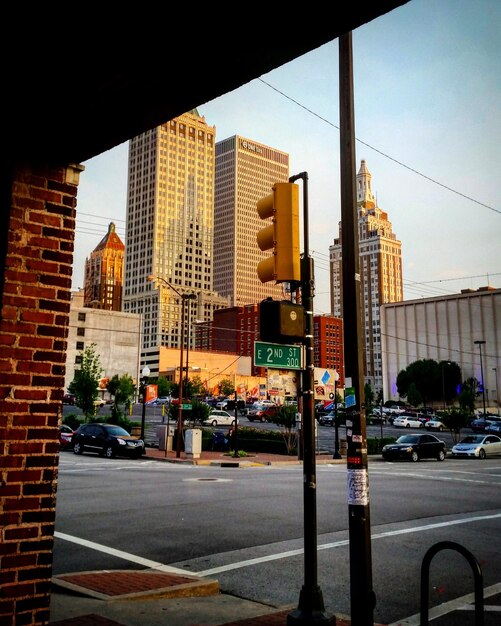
[49,447,360,626]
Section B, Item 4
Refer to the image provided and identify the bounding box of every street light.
[474,340,487,417]
[441,361,451,410]
[332,370,341,459]
[140,365,150,441]
[493,367,499,416]
[147,274,196,458]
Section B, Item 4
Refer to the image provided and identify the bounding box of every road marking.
[54,531,189,575]
[388,582,501,625]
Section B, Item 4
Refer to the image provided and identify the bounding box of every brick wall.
[0,161,82,625]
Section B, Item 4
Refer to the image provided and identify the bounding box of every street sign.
[181,403,192,410]
[254,341,303,370]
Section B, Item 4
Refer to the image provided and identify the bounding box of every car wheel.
[438,426,443,432]
[411,451,419,462]
[437,449,445,461]
[211,420,218,427]
[406,424,410,428]
[105,445,115,459]
[260,416,266,423]
[231,420,236,426]
[73,441,83,455]
[478,448,486,459]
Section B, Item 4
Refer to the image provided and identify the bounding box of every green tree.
[187,399,211,426]
[107,374,135,423]
[436,408,471,443]
[458,377,478,414]
[364,383,375,414]
[190,375,206,398]
[219,377,235,397]
[406,382,423,407]
[156,376,174,397]
[68,344,103,420]
[396,359,461,406]
[271,404,298,455]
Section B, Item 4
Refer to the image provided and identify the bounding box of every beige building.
[380,287,501,409]
[214,135,289,306]
[330,160,403,391]
[64,290,142,394]
[122,110,229,376]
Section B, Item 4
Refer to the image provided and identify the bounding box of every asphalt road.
[53,449,501,625]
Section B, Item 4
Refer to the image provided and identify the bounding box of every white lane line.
[195,511,501,576]
[388,582,501,625]
[54,531,189,575]
[55,511,501,578]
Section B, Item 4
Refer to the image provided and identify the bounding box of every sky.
[72,0,500,316]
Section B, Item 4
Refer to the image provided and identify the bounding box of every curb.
[52,570,220,602]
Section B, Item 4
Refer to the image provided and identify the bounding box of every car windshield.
[396,435,419,444]
[460,436,484,444]
[106,426,131,436]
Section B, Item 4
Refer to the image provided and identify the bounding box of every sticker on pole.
[347,469,369,506]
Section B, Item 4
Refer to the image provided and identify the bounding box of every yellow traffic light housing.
[256,182,300,283]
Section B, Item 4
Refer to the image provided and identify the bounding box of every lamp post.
[441,361,451,410]
[140,365,150,442]
[474,340,487,417]
[332,370,341,459]
[147,274,196,458]
[494,368,500,416]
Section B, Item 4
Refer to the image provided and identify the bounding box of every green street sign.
[181,403,192,410]
[254,341,303,370]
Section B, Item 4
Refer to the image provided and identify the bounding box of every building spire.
[357,159,376,209]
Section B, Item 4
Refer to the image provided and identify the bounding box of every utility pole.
[339,31,376,625]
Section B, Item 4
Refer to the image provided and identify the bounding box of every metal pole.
[141,377,147,441]
[233,388,239,458]
[494,368,499,416]
[287,172,332,626]
[333,376,341,459]
[475,340,487,416]
[442,364,446,410]
[176,296,186,458]
[339,31,375,625]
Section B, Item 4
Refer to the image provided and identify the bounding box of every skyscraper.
[214,135,289,306]
[123,110,228,375]
[83,222,124,311]
[330,160,403,392]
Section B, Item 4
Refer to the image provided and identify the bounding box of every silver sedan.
[451,434,501,459]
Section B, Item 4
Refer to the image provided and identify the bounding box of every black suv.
[72,423,145,459]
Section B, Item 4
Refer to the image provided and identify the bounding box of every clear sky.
[73,0,500,316]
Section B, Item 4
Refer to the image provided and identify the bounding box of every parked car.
[382,433,446,462]
[393,415,423,429]
[62,393,75,405]
[72,423,145,459]
[318,412,336,426]
[203,410,238,427]
[485,421,501,435]
[249,404,279,423]
[59,424,75,449]
[451,434,501,459]
[470,417,501,433]
[386,404,406,416]
[424,419,446,432]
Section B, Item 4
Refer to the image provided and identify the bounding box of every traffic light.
[256,182,300,283]
[259,298,305,343]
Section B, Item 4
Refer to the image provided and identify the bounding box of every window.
[77,327,85,336]
[75,355,82,364]
[76,341,84,350]
[78,312,86,322]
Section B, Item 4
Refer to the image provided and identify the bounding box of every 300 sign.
[254,341,303,370]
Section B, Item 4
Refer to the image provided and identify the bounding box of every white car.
[203,410,238,427]
[451,434,501,459]
[393,415,423,429]
[425,419,445,432]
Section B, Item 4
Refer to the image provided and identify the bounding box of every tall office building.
[329,160,403,391]
[83,222,124,311]
[214,135,289,306]
[123,110,229,375]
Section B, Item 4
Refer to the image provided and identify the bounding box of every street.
[53,448,501,625]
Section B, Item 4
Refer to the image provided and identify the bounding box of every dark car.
[382,433,446,462]
[72,423,145,459]
[63,393,76,405]
[471,417,501,433]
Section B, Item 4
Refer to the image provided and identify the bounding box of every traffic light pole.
[287,172,333,626]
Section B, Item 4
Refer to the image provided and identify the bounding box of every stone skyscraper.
[330,160,403,391]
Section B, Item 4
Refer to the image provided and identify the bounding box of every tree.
[436,408,471,443]
[68,344,102,420]
[396,359,461,406]
[406,383,423,408]
[107,374,135,423]
[271,404,298,455]
[190,375,206,398]
[219,377,235,397]
[156,376,174,397]
[364,383,375,414]
[458,377,479,414]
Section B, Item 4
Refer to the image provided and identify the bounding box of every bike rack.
[420,540,484,625]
